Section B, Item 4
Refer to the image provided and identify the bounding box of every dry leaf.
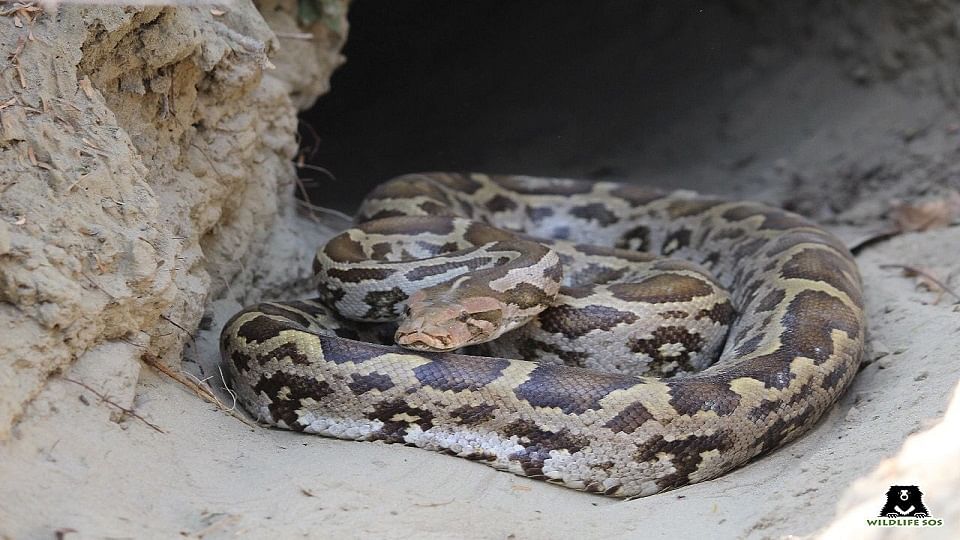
[78,76,95,100]
[8,35,25,58]
[912,269,947,303]
[81,137,102,151]
[890,191,960,232]
[15,64,25,89]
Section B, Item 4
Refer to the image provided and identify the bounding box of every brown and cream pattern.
[220,173,865,498]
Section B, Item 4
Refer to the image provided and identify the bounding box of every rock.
[0,0,348,439]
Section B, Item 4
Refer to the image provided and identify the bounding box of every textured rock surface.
[0,0,346,438]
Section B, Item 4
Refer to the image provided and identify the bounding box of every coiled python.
[221,173,865,498]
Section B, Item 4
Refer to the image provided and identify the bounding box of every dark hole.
[298,0,809,212]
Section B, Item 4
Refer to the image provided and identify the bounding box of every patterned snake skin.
[221,173,865,498]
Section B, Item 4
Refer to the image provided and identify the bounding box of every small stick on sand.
[880,264,960,302]
[142,353,259,429]
[61,377,165,434]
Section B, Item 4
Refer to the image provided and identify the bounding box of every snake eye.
[456,312,470,322]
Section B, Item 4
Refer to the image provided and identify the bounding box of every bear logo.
[879,485,930,518]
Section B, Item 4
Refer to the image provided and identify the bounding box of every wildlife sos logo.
[881,486,929,518]
[866,485,943,528]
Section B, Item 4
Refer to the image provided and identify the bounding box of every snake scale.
[221,173,865,498]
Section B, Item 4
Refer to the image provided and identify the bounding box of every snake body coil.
[221,173,865,498]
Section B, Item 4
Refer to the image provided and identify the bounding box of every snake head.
[395,292,505,351]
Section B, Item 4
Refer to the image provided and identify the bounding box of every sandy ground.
[6,226,957,540]
[3,2,960,539]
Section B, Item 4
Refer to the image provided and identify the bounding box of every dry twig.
[7,35,27,88]
[294,197,352,227]
[295,161,337,180]
[880,264,960,303]
[62,377,165,434]
[142,354,258,429]
[275,31,314,40]
[159,313,196,343]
